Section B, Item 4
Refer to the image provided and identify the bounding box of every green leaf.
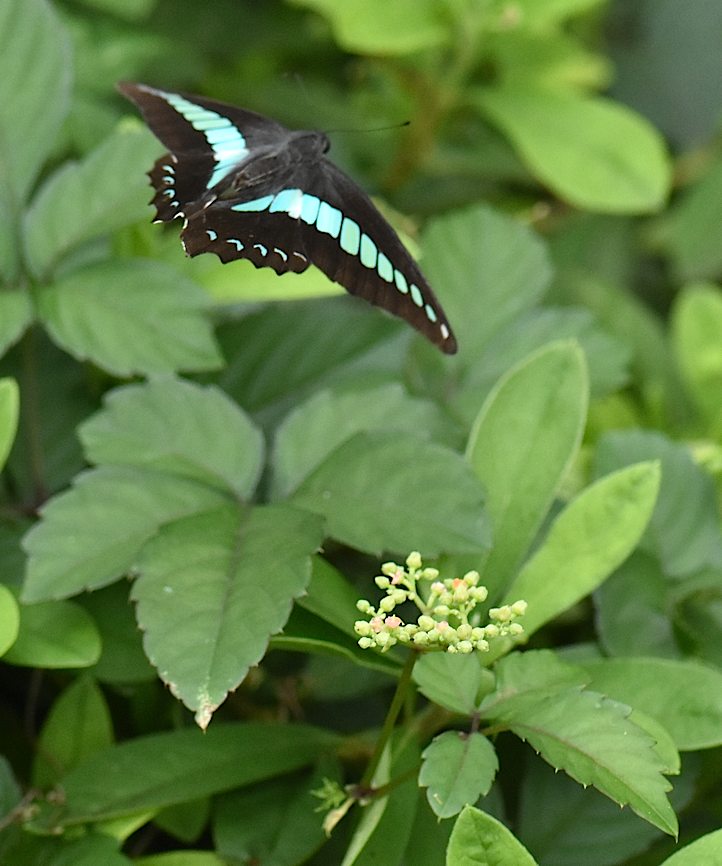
[213,759,337,866]
[154,798,210,844]
[664,157,722,282]
[659,828,722,865]
[37,259,222,377]
[73,0,158,21]
[136,855,223,866]
[446,805,538,866]
[490,0,605,26]
[671,283,722,426]
[466,341,587,595]
[422,205,551,357]
[517,758,689,866]
[0,583,20,656]
[33,723,338,828]
[595,552,679,658]
[476,86,671,213]
[503,462,661,637]
[3,599,100,668]
[80,378,264,499]
[132,504,324,727]
[342,733,419,866]
[0,378,19,471]
[0,288,33,355]
[272,383,453,498]
[218,298,402,425]
[414,653,496,716]
[23,125,162,280]
[292,432,489,556]
[594,431,722,576]
[81,583,155,685]
[42,835,131,866]
[33,675,113,788]
[420,731,498,819]
[0,197,19,284]
[483,678,676,835]
[288,0,447,54]
[581,657,722,751]
[298,556,367,635]
[0,0,71,208]
[22,466,229,602]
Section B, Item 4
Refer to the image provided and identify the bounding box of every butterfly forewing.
[119,81,457,353]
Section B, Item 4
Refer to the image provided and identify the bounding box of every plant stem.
[359,649,418,789]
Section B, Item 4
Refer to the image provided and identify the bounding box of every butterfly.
[118,83,457,354]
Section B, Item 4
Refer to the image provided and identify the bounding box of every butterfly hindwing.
[119,82,457,353]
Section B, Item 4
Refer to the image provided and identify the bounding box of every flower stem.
[360,649,418,789]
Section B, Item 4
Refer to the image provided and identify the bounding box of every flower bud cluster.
[354,552,527,654]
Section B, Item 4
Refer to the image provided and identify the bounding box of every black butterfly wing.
[180,161,457,352]
[118,82,289,221]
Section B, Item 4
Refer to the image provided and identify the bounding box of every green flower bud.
[434,605,450,618]
[406,551,422,570]
[418,615,436,631]
[379,596,396,613]
[358,637,373,649]
[476,639,490,652]
[484,624,500,639]
[457,623,472,640]
[471,627,486,641]
[447,644,458,654]
[356,599,372,613]
[375,576,390,589]
[508,622,524,635]
[354,621,372,636]
[463,570,480,585]
[511,600,528,616]
[391,589,407,604]
[413,631,430,645]
[423,567,439,580]
[490,606,511,622]
[381,561,399,576]
[457,640,473,654]
[471,586,488,602]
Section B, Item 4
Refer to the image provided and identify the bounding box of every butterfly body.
[119,82,457,353]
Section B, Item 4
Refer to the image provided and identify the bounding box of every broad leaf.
[484,680,676,835]
[0,0,71,208]
[594,431,722,576]
[477,86,670,213]
[288,0,447,54]
[446,806,538,866]
[132,504,324,727]
[37,259,222,377]
[422,205,551,356]
[0,584,20,656]
[660,828,722,865]
[0,288,33,355]
[292,431,489,556]
[80,378,264,499]
[671,282,722,426]
[23,126,161,280]
[466,341,587,595]
[22,466,229,602]
[32,723,338,828]
[33,675,114,788]
[420,731,498,819]
[0,378,20,472]
[414,653,496,716]
[582,657,722,751]
[3,599,100,668]
[272,382,454,497]
[503,462,660,636]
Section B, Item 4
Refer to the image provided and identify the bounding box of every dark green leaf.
[271,382,454,498]
[582,657,722,751]
[477,86,671,213]
[22,466,229,602]
[3,599,100,668]
[80,377,264,499]
[37,259,222,377]
[446,805,538,865]
[132,504,324,726]
[33,675,113,788]
[594,431,722,576]
[420,731,498,819]
[34,723,338,828]
[23,126,161,280]
[467,341,587,596]
[0,0,71,208]
[292,431,489,556]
